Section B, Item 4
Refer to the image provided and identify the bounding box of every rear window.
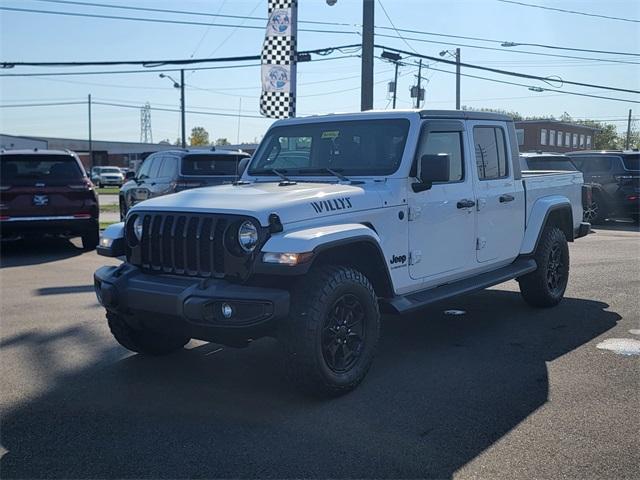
[1,154,84,185]
[622,154,639,171]
[526,157,577,171]
[181,154,246,176]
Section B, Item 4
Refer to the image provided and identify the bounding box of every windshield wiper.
[324,167,349,182]
[268,168,297,186]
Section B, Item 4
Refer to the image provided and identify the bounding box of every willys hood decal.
[129,181,382,225]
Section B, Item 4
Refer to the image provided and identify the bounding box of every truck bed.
[522,170,584,233]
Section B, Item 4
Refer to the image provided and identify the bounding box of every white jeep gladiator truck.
[95,110,590,396]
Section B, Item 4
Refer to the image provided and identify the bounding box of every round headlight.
[238,221,258,252]
[133,216,144,241]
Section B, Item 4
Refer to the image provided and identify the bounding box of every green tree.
[189,127,210,146]
[215,137,230,146]
[573,119,618,149]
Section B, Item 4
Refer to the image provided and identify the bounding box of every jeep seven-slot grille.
[132,213,228,277]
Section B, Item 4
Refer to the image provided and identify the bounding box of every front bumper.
[94,264,290,345]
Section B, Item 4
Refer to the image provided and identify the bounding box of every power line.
[375,33,640,65]
[14,1,640,58]
[376,0,419,54]
[0,55,358,78]
[496,0,640,23]
[0,6,356,36]
[0,44,360,68]
[418,63,640,104]
[376,45,640,95]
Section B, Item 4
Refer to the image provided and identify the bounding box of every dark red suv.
[0,149,99,249]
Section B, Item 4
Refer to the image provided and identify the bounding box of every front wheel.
[280,265,380,397]
[518,226,569,308]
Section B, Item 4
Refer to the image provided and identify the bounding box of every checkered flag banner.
[260,0,297,119]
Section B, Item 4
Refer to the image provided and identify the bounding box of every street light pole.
[392,61,399,109]
[159,72,186,148]
[361,0,374,111]
[88,93,93,168]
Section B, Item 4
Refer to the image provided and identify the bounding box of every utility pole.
[415,59,422,109]
[237,97,242,144]
[180,69,186,149]
[392,61,399,109]
[361,0,374,111]
[626,109,632,149]
[88,94,93,168]
[455,48,461,110]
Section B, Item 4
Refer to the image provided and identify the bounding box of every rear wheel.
[107,312,190,355]
[280,265,380,397]
[583,193,607,224]
[519,226,569,308]
[81,227,99,251]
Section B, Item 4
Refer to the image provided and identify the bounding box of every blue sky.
[1,0,638,144]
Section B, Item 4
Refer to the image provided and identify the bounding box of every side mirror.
[125,171,136,180]
[412,154,450,193]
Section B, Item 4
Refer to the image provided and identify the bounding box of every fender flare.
[520,196,573,255]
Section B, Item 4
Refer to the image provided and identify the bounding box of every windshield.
[101,167,121,174]
[248,119,410,176]
[1,154,84,185]
[181,154,247,176]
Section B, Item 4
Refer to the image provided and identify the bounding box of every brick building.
[515,120,600,153]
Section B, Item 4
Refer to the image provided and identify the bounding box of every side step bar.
[381,258,537,314]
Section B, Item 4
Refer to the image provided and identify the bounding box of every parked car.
[118,148,251,219]
[520,152,578,172]
[567,150,640,223]
[95,110,590,396]
[0,149,99,249]
[91,166,125,188]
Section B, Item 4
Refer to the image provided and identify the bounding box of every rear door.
[470,123,523,264]
[1,154,88,217]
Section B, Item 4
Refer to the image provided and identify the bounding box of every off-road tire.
[81,227,99,251]
[107,311,190,355]
[280,265,380,397]
[583,192,607,224]
[519,226,569,308]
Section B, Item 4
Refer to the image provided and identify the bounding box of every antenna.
[140,102,153,143]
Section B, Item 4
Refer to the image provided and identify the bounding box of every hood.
[129,181,381,225]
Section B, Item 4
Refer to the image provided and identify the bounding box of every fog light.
[100,236,113,248]
[221,303,234,319]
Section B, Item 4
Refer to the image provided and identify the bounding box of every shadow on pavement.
[0,290,620,479]
[35,285,95,296]
[0,237,84,269]
[591,219,640,233]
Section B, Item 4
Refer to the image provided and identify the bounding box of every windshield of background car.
[622,154,639,171]
[527,157,578,171]
[1,154,84,186]
[101,167,121,174]
[181,154,246,176]
[248,119,410,176]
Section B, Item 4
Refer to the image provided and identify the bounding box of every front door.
[470,123,522,264]
[408,122,477,281]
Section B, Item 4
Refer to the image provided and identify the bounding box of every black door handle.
[499,194,515,203]
[457,199,476,209]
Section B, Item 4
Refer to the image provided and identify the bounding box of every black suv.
[567,150,640,223]
[119,148,250,219]
[520,152,579,172]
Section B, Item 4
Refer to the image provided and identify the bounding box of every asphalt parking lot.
[1,223,639,479]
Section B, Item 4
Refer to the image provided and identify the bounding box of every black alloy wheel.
[321,293,366,373]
